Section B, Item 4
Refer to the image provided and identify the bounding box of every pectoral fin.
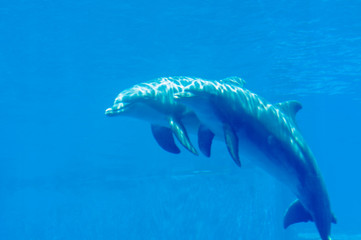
[169,117,198,155]
[284,200,313,229]
[151,125,180,154]
[223,124,241,167]
[198,124,215,157]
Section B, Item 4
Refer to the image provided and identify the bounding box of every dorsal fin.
[220,77,246,87]
[275,100,302,122]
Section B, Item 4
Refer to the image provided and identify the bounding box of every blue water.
[1,0,361,239]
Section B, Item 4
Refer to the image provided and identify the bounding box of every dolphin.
[105,76,245,156]
[174,79,336,240]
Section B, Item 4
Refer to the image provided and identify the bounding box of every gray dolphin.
[105,76,245,156]
[174,79,336,240]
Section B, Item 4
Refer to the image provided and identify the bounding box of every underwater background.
[1,0,361,239]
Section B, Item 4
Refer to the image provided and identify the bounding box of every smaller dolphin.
[174,80,336,240]
[105,76,245,156]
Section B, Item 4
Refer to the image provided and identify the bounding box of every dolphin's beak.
[105,102,129,116]
[105,107,114,116]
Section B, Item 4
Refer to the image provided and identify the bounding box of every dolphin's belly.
[238,129,301,194]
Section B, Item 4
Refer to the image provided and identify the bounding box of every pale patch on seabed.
[298,233,361,240]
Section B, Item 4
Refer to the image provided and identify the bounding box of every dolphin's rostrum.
[105,76,336,240]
